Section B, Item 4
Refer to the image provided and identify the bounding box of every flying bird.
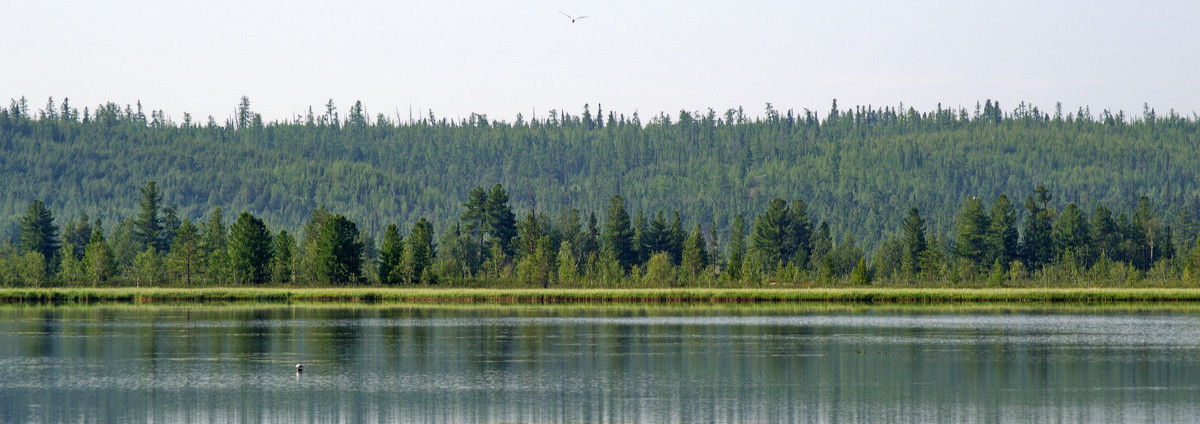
[559,11,588,23]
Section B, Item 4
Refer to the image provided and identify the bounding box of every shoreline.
[4,287,1200,305]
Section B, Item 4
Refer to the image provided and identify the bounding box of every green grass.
[5,287,1200,305]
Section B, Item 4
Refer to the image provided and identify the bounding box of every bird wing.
[558,11,573,19]
[575,16,589,19]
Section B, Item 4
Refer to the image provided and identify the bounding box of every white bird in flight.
[559,11,588,23]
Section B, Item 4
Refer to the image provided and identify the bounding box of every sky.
[3,0,1199,124]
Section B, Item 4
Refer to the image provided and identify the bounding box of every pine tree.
[986,194,1019,268]
[167,219,200,286]
[228,211,274,285]
[727,213,746,280]
[378,223,404,285]
[901,207,928,276]
[1053,203,1092,266]
[273,230,296,284]
[668,212,686,265]
[752,197,790,269]
[952,197,990,266]
[602,195,635,270]
[1021,187,1055,270]
[401,218,435,284]
[134,181,163,251]
[461,186,488,258]
[18,199,59,275]
[200,208,229,285]
[784,199,813,268]
[313,214,364,284]
[83,223,114,286]
[484,184,517,255]
[681,224,709,280]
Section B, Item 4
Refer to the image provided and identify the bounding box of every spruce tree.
[313,214,364,284]
[484,184,517,255]
[273,230,296,284]
[986,194,1019,268]
[18,199,59,274]
[167,219,200,286]
[602,195,635,270]
[952,197,990,266]
[228,211,274,285]
[378,223,404,285]
[751,197,790,269]
[901,207,928,275]
[134,181,163,251]
[727,213,746,280]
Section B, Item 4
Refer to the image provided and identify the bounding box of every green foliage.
[19,200,59,275]
[378,224,404,285]
[603,195,635,269]
[901,208,928,276]
[273,230,296,284]
[643,252,675,287]
[167,219,200,286]
[556,240,579,285]
[953,197,990,265]
[228,211,274,285]
[313,214,364,284]
[134,181,164,252]
[400,218,434,284]
[726,213,746,280]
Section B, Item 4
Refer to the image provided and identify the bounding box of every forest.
[3,179,1199,288]
[2,96,1200,287]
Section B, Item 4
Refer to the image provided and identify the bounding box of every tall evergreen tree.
[727,213,746,279]
[901,207,928,275]
[602,195,635,270]
[1021,187,1055,269]
[985,194,1019,268]
[200,207,229,285]
[160,204,180,252]
[784,199,813,268]
[83,222,114,286]
[313,214,364,284]
[1053,203,1092,265]
[460,186,488,257]
[681,223,709,279]
[273,230,296,284]
[1091,205,1119,261]
[378,223,404,285]
[228,211,274,285]
[484,184,517,256]
[752,197,790,268]
[18,199,59,274]
[134,181,163,251]
[668,211,686,265]
[809,221,833,271]
[402,217,435,284]
[952,197,990,266]
[167,219,200,286]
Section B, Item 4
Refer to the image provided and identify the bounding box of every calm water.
[1,305,1199,423]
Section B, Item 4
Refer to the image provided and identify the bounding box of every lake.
[1,305,1198,423]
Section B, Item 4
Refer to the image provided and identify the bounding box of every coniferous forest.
[3,96,1200,287]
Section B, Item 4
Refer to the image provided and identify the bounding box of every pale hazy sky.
[4,0,1198,123]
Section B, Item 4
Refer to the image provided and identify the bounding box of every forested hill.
[2,97,1199,248]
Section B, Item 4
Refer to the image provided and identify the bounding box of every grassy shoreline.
[5,287,1200,305]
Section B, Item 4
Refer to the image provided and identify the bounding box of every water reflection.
[0,306,1199,422]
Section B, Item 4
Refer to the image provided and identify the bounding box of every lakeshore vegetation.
[2,97,1200,289]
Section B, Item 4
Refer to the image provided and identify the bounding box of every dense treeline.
[3,181,1200,288]
[3,96,1200,254]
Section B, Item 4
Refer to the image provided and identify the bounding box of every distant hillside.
[2,98,1199,248]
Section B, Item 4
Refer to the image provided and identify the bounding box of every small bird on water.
[296,364,305,372]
